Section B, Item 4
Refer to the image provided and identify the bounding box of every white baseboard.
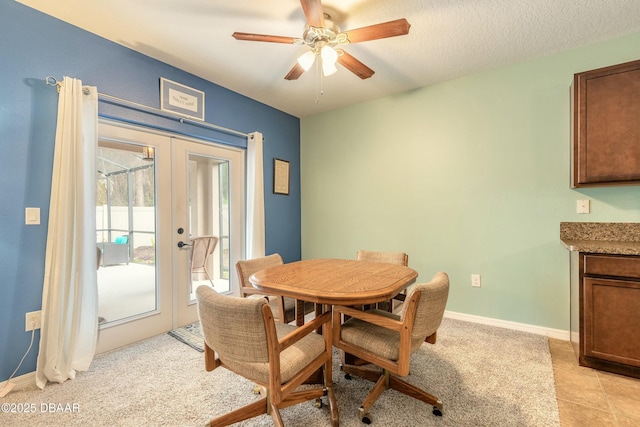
[444,310,570,341]
[0,372,36,395]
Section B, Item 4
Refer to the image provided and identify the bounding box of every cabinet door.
[583,277,640,367]
[572,59,640,187]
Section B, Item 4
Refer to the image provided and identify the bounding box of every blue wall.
[0,2,301,382]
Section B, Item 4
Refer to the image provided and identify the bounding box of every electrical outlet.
[471,274,481,288]
[25,310,41,331]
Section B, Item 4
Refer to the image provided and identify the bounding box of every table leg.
[320,305,339,427]
[304,303,328,384]
[326,379,339,426]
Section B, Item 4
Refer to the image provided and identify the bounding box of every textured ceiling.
[17,0,640,118]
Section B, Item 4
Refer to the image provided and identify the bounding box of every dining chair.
[332,272,450,424]
[190,235,219,286]
[196,285,335,426]
[355,250,409,312]
[355,249,409,266]
[236,254,314,325]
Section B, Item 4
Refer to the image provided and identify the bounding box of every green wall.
[300,32,640,331]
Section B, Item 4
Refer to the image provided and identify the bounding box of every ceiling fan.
[232,0,411,81]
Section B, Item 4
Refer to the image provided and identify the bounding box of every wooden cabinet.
[571,59,640,187]
[570,253,640,378]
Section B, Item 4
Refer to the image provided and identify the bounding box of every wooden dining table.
[249,258,418,308]
[249,258,419,427]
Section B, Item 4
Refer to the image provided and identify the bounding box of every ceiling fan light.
[297,50,316,71]
[320,45,338,64]
[322,61,337,76]
[320,46,338,76]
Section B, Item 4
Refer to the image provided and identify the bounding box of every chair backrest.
[196,285,270,363]
[236,253,284,292]
[191,236,219,270]
[356,250,408,266]
[401,272,450,353]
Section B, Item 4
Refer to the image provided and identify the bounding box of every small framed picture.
[273,158,290,195]
[160,78,205,121]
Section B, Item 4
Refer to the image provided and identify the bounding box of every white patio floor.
[97,263,229,324]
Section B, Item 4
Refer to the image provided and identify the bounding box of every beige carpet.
[3,318,560,426]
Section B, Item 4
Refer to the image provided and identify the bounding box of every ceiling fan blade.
[300,0,325,28]
[344,18,411,44]
[285,63,305,80]
[232,32,296,44]
[337,51,374,79]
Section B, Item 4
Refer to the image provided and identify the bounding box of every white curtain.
[36,77,99,389]
[246,131,265,259]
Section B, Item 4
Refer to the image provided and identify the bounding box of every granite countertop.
[560,222,640,255]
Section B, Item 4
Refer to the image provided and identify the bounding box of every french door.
[173,137,245,326]
[95,120,245,353]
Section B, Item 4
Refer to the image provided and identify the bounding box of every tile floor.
[549,338,640,426]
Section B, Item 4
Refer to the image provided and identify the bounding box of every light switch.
[577,199,590,214]
[25,207,40,225]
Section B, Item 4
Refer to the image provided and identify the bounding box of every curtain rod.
[44,76,248,138]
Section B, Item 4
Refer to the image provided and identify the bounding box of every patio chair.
[190,235,219,286]
[99,235,130,267]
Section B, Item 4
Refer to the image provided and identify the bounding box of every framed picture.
[273,158,290,195]
[160,78,205,121]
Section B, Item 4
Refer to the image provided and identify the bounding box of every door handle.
[177,241,191,248]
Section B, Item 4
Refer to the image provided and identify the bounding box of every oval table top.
[249,258,418,306]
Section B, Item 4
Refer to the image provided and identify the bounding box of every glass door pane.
[187,154,231,299]
[96,141,157,323]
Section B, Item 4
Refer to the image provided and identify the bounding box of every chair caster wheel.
[314,398,323,408]
[432,407,442,416]
[344,373,352,380]
[361,413,372,424]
